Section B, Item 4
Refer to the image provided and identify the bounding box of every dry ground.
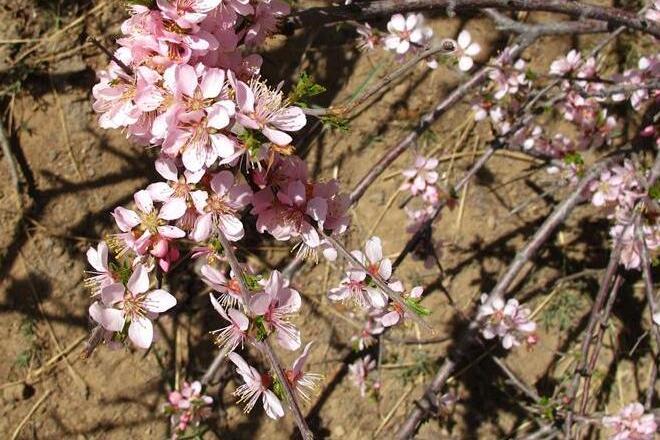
[0,1,657,439]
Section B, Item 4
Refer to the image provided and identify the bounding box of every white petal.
[144,289,177,313]
[129,316,154,349]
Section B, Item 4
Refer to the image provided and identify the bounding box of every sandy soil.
[0,1,657,439]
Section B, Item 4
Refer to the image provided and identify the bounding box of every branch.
[285,1,660,39]
[395,157,618,439]
[217,231,314,440]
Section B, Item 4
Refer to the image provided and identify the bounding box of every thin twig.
[216,230,314,440]
[11,389,54,440]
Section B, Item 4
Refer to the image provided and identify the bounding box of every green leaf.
[649,183,660,201]
[289,71,326,107]
[563,152,584,166]
[320,114,349,132]
[404,298,431,317]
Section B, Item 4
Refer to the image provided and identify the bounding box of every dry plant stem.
[637,211,660,410]
[491,356,540,402]
[286,1,660,38]
[87,36,134,76]
[320,230,433,331]
[395,158,616,439]
[201,351,225,385]
[576,274,624,423]
[216,230,314,440]
[11,388,54,440]
[563,236,625,437]
[0,122,25,208]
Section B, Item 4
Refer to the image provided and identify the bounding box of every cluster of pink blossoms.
[164,380,213,439]
[602,402,657,440]
[85,0,352,425]
[355,13,480,71]
[588,159,660,270]
[328,236,426,327]
[472,48,659,166]
[476,295,538,350]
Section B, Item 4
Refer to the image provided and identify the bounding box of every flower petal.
[129,315,154,349]
[145,289,177,313]
[127,264,150,295]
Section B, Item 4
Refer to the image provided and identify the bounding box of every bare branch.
[285,1,660,39]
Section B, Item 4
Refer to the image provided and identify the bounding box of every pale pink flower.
[348,354,376,397]
[455,30,481,71]
[85,242,116,295]
[356,23,379,51]
[249,270,302,350]
[244,0,290,47]
[228,352,284,419]
[285,342,323,401]
[112,190,186,256]
[166,380,213,436]
[351,316,384,350]
[550,50,582,76]
[400,155,439,196]
[646,1,660,23]
[89,264,177,349]
[252,180,327,250]
[477,295,536,349]
[234,77,306,146]
[93,50,162,129]
[590,169,623,207]
[147,156,204,225]
[384,13,433,55]
[201,264,242,307]
[159,65,236,171]
[209,293,249,356]
[191,170,252,242]
[157,0,221,28]
[381,285,423,327]
[611,224,642,270]
[602,402,657,440]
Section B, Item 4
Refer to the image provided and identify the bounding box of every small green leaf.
[563,152,584,166]
[289,71,326,107]
[320,114,349,132]
[404,298,431,317]
[649,183,660,201]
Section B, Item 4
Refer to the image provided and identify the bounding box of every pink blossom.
[166,380,213,437]
[191,170,252,242]
[400,155,439,196]
[157,0,221,28]
[381,285,423,327]
[356,23,379,51]
[228,352,284,419]
[201,264,242,307]
[646,1,660,23]
[148,156,204,225]
[328,237,391,310]
[234,77,306,146]
[348,354,376,397]
[252,180,327,251]
[244,0,290,47]
[209,293,248,356]
[477,295,537,349]
[85,242,116,295]
[550,50,582,76]
[455,30,481,71]
[285,342,323,401]
[602,402,657,440]
[89,264,177,349]
[384,13,433,55]
[159,64,236,171]
[249,270,302,350]
[351,316,384,350]
[112,190,186,258]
